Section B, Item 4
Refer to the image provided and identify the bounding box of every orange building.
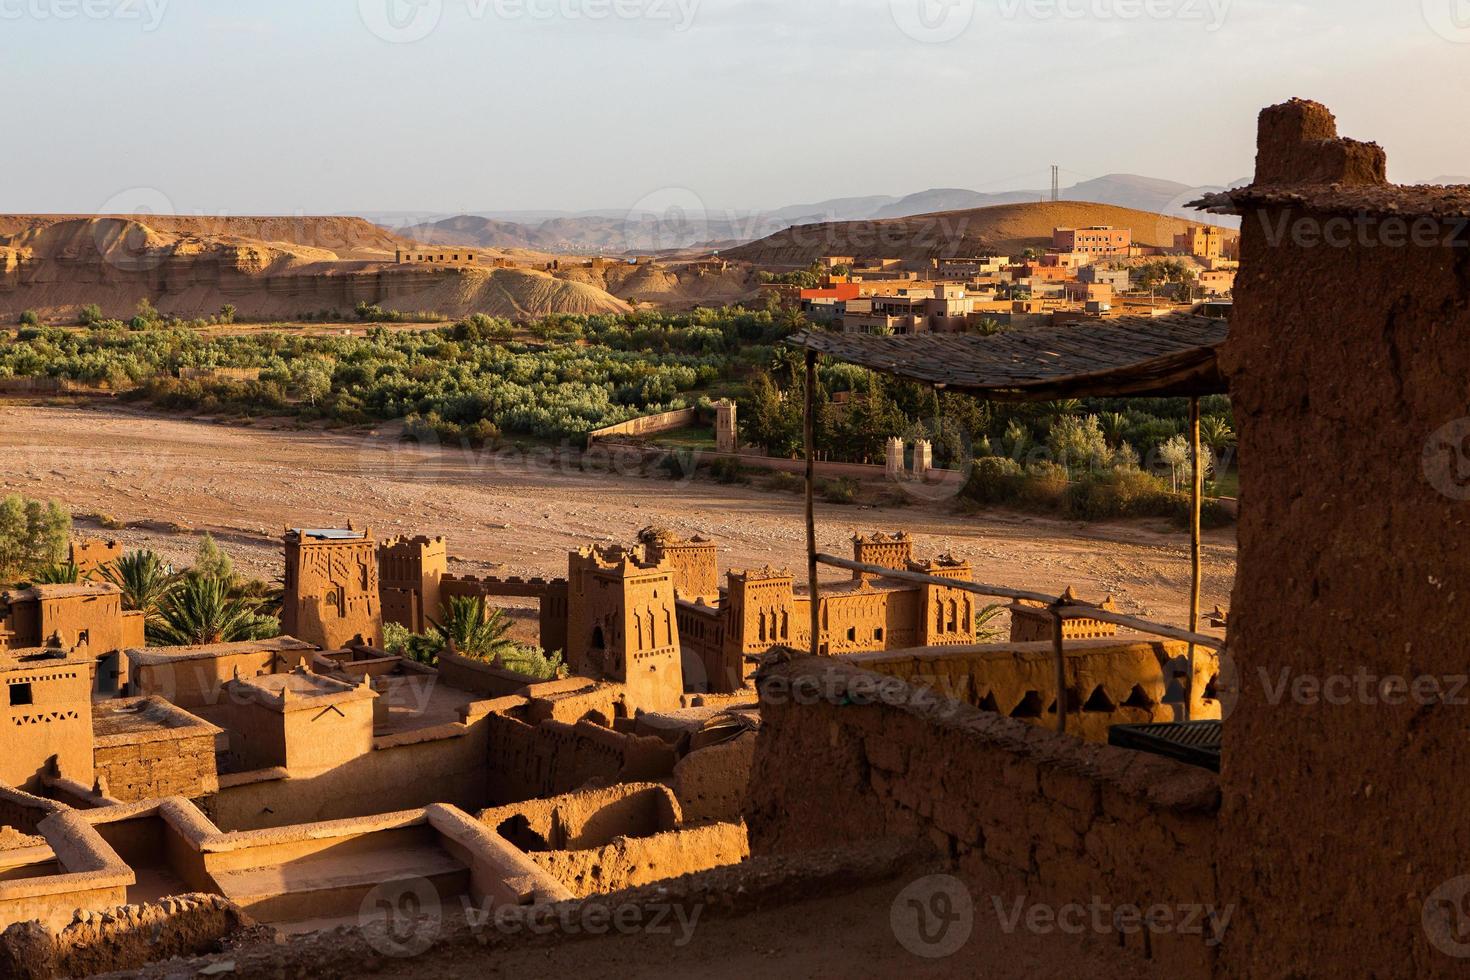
[1052,225,1132,256]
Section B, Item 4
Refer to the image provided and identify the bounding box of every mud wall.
[483,702,678,806]
[1218,100,1470,977]
[0,894,254,980]
[747,658,1221,975]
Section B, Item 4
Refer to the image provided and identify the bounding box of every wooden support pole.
[1052,600,1068,734]
[1187,396,1203,722]
[804,349,821,659]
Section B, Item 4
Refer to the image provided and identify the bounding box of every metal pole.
[804,350,821,659]
[1187,397,1203,722]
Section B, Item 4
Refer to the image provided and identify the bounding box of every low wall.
[483,701,678,806]
[594,440,965,485]
[747,657,1222,976]
[210,702,499,831]
[92,699,221,802]
[529,822,749,898]
[586,407,698,446]
[0,894,254,980]
[845,637,1221,743]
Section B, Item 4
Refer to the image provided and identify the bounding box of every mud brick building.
[281,527,382,651]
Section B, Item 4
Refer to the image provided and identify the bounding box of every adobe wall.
[1216,100,1470,976]
[92,710,220,803]
[667,730,756,824]
[747,658,1221,975]
[528,821,750,898]
[847,637,1220,743]
[483,700,678,806]
[440,575,569,656]
[585,407,698,446]
[210,708,497,831]
[0,893,255,980]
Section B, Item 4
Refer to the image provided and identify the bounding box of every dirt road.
[0,403,1236,628]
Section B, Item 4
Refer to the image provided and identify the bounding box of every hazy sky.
[5,0,1469,216]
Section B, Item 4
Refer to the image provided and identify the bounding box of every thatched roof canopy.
[785,313,1228,401]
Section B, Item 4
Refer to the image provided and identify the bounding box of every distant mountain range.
[366,173,1246,255]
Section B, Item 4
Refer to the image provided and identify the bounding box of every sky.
[4,0,1470,217]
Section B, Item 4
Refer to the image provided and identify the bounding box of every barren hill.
[0,216,633,320]
[723,200,1235,267]
[0,214,407,260]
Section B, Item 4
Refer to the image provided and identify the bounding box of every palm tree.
[1200,416,1236,454]
[150,575,278,646]
[101,550,178,623]
[430,596,519,663]
[31,562,80,585]
[1100,412,1129,448]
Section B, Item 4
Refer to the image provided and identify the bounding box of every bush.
[1017,461,1070,509]
[707,457,748,484]
[1064,467,1172,521]
[963,456,1024,506]
[821,477,860,505]
[18,310,39,326]
[79,304,105,326]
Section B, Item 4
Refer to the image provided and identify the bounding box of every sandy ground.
[0,402,1235,630]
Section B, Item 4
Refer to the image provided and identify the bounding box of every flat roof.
[126,635,316,666]
[1,582,121,602]
[786,313,1228,400]
[291,528,367,541]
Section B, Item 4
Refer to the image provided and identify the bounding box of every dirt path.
[0,403,1236,628]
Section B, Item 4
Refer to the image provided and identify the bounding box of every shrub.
[79,303,105,326]
[963,456,1024,506]
[707,457,748,484]
[821,477,860,505]
[1017,461,1070,509]
[18,310,39,326]
[1064,467,1172,521]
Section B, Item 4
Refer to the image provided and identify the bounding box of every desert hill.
[0,214,407,260]
[722,200,1235,267]
[0,216,637,320]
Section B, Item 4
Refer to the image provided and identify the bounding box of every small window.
[10,683,33,707]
